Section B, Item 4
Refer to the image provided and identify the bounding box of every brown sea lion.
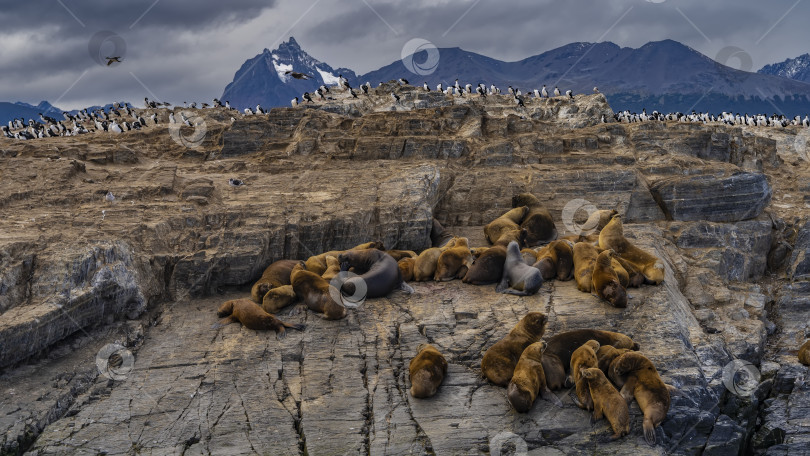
[581,367,630,441]
[481,312,548,386]
[462,246,507,285]
[261,284,297,314]
[573,242,599,292]
[386,250,418,262]
[614,255,645,288]
[305,241,385,276]
[541,329,639,390]
[561,233,600,244]
[409,344,448,398]
[214,298,305,339]
[430,218,455,248]
[582,209,619,234]
[521,248,538,265]
[593,250,627,308]
[493,227,528,248]
[398,257,415,282]
[511,193,557,246]
[611,257,630,288]
[599,215,664,284]
[338,249,412,299]
[435,237,474,281]
[533,240,574,281]
[484,206,529,245]
[321,255,341,281]
[569,340,601,410]
[507,341,563,412]
[496,241,543,296]
[611,352,671,445]
[250,259,302,303]
[596,345,632,376]
[290,264,347,320]
[413,238,457,282]
[799,340,810,366]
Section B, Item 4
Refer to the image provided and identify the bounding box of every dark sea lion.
[250,259,302,303]
[409,344,448,398]
[214,298,305,339]
[511,193,557,246]
[581,367,630,441]
[592,250,627,308]
[481,312,548,386]
[541,329,638,390]
[611,351,671,445]
[338,248,413,299]
[462,246,507,285]
[496,241,543,296]
[596,345,632,376]
[507,341,563,412]
[484,206,529,245]
[599,215,664,284]
[430,218,456,248]
[290,264,347,320]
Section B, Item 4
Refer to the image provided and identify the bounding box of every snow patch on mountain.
[316,68,340,85]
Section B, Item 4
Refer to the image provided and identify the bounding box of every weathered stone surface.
[650,172,772,222]
[788,220,810,281]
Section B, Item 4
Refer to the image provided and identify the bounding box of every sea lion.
[430,218,455,248]
[398,257,415,282]
[511,193,557,245]
[611,257,630,288]
[596,345,632,376]
[481,312,548,386]
[541,329,639,390]
[581,367,630,441]
[614,255,645,288]
[569,340,601,410]
[799,340,810,366]
[611,352,671,445]
[599,215,664,284]
[484,206,529,245]
[338,248,413,299]
[305,241,385,275]
[493,228,528,248]
[290,264,347,320]
[507,341,563,412]
[321,255,341,281]
[582,209,619,234]
[386,250,418,262]
[250,259,302,303]
[561,233,600,244]
[496,241,543,296]
[533,240,574,281]
[462,246,507,285]
[214,298,305,339]
[261,284,297,313]
[409,344,448,398]
[592,250,627,308]
[435,237,474,281]
[521,248,538,265]
[413,238,457,282]
[573,242,599,292]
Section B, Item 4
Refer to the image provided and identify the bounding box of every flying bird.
[105,56,122,66]
[285,70,312,80]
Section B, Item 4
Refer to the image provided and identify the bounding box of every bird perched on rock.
[391,92,401,103]
[228,178,244,187]
[105,191,115,203]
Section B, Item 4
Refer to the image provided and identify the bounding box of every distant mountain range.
[0,101,62,125]
[758,53,810,83]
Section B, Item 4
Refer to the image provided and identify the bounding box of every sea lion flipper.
[400,281,415,294]
[541,388,563,408]
[276,327,287,340]
[500,288,529,296]
[665,383,679,395]
[569,390,583,408]
[495,278,509,293]
[211,315,237,330]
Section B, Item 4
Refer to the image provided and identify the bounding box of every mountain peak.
[758,53,810,82]
[279,37,301,51]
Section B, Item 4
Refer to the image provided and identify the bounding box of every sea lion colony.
[212,192,732,445]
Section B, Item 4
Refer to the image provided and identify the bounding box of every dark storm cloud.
[0,0,807,109]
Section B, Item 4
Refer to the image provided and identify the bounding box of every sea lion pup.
[214,298,305,339]
[541,329,639,390]
[250,259,302,303]
[435,237,474,281]
[493,228,528,248]
[598,214,664,284]
[569,340,601,410]
[290,264,347,320]
[511,193,557,246]
[573,242,599,292]
[611,351,671,445]
[413,238,457,282]
[481,312,548,386]
[409,344,448,398]
[799,340,810,366]
[496,241,543,296]
[430,218,455,248]
[484,206,529,245]
[596,345,632,376]
[262,284,297,313]
[338,248,413,299]
[581,367,630,441]
[507,341,563,412]
[305,241,385,275]
[462,246,507,285]
[398,257,415,282]
[321,255,341,281]
[386,250,417,262]
[533,240,575,281]
[592,250,628,308]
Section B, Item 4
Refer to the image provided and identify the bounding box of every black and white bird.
[554,86,561,97]
[391,92,400,103]
[361,84,369,95]
[514,95,525,108]
[255,104,266,114]
[105,191,115,203]
[228,178,244,187]
[593,87,600,94]
[350,88,358,98]
[303,92,313,103]
[437,83,443,92]
[291,97,299,107]
[398,78,409,85]
[423,82,430,91]
[284,70,312,80]
[105,56,122,66]
[566,90,573,100]
[541,85,548,98]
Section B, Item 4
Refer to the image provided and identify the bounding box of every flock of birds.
[4,77,810,141]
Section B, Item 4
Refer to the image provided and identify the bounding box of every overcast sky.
[1,0,807,110]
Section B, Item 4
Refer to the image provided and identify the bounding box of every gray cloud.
[0,0,807,110]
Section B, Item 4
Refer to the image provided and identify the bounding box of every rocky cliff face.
[0,87,808,455]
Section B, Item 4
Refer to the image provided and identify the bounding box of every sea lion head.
[256,282,271,297]
[581,367,601,380]
[511,193,539,208]
[585,339,601,351]
[522,312,548,335]
[603,282,628,308]
[416,343,430,353]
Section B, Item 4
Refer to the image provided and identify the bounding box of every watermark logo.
[168,112,207,149]
[722,359,760,397]
[88,31,127,67]
[96,343,134,381]
[329,271,368,308]
[490,431,528,456]
[715,46,753,72]
[401,39,440,76]
[561,198,600,235]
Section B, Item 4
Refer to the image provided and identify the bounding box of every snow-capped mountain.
[758,54,810,83]
[221,37,356,110]
[0,101,63,125]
